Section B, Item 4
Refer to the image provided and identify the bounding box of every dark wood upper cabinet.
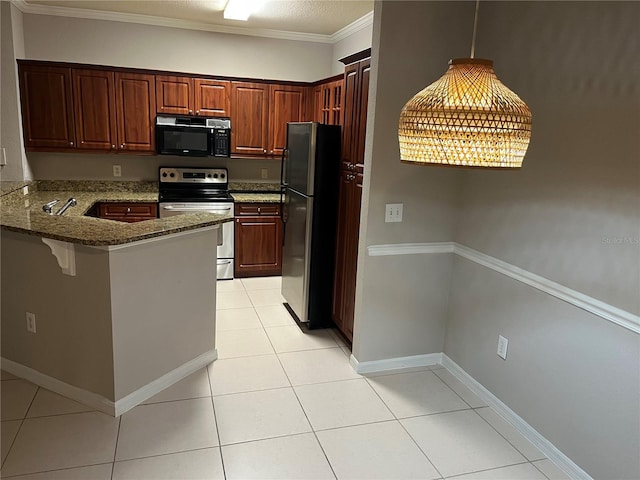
[194,79,231,117]
[115,72,156,152]
[19,65,75,149]
[72,69,117,150]
[268,84,305,156]
[230,82,269,156]
[156,75,192,115]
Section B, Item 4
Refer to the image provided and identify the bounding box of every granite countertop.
[0,183,232,247]
[229,181,281,203]
[231,192,281,203]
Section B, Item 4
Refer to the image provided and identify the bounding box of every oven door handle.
[161,205,232,212]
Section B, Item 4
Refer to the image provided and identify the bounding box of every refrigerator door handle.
[280,147,289,188]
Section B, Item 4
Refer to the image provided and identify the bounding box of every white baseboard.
[1,357,115,416]
[441,354,592,480]
[1,349,218,417]
[349,352,442,374]
[114,349,217,416]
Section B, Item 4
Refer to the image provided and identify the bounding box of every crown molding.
[330,11,374,43]
[10,0,373,45]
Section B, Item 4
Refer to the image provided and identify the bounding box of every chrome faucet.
[54,198,77,216]
[42,200,60,214]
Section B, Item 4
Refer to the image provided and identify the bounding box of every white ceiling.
[18,0,374,41]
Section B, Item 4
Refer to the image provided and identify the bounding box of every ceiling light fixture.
[398,0,532,168]
[224,0,260,21]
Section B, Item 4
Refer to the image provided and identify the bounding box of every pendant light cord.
[470,0,480,58]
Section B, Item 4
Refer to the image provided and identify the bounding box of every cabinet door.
[354,59,371,167]
[194,79,231,117]
[156,75,193,115]
[331,79,344,126]
[269,84,305,156]
[72,69,117,150]
[231,82,269,156]
[115,73,156,152]
[341,63,359,167]
[310,85,323,123]
[19,65,75,149]
[234,216,283,277]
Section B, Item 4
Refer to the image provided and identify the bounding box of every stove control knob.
[213,173,219,179]
[162,172,167,177]
[207,174,212,178]
[221,173,226,179]
[169,172,175,178]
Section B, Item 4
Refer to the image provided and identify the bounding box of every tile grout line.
[110,416,122,480]
[258,311,338,479]
[205,364,227,479]
[472,406,546,464]
[362,375,446,479]
[1,385,39,471]
[442,460,537,479]
[531,459,555,480]
[430,369,475,409]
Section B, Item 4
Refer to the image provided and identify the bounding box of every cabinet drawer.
[97,202,158,221]
[234,203,280,216]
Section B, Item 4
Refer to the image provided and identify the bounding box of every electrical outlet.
[0,147,7,166]
[497,335,508,359]
[26,312,36,333]
[385,203,403,223]
[261,168,268,179]
[113,165,122,177]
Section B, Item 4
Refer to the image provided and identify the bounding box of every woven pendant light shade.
[398,58,532,168]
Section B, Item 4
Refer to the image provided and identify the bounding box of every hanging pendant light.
[398,1,532,168]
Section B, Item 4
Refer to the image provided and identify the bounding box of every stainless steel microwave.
[156,116,230,157]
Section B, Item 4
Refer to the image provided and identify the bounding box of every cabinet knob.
[263,149,267,153]
[81,141,84,144]
[69,142,74,146]
[196,110,199,115]
[189,110,193,114]
[126,207,131,213]
[257,207,261,213]
[112,145,115,149]
[121,144,125,149]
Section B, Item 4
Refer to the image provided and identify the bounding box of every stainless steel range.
[158,167,235,280]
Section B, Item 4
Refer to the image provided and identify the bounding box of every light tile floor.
[0,276,570,479]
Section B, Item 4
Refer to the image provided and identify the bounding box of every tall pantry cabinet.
[332,51,371,343]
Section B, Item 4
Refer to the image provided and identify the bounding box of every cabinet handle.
[257,207,261,214]
[126,207,131,213]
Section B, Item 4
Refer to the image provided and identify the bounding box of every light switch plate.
[385,203,403,223]
[497,335,508,360]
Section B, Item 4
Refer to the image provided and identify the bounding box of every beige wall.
[22,13,332,82]
[28,152,283,183]
[352,1,468,362]
[0,2,30,181]
[1,227,219,403]
[1,230,115,399]
[443,2,640,478]
[331,21,373,76]
[355,1,639,478]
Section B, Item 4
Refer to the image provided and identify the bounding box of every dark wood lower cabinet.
[96,202,158,223]
[234,203,282,277]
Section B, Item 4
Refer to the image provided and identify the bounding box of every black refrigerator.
[280,122,341,329]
